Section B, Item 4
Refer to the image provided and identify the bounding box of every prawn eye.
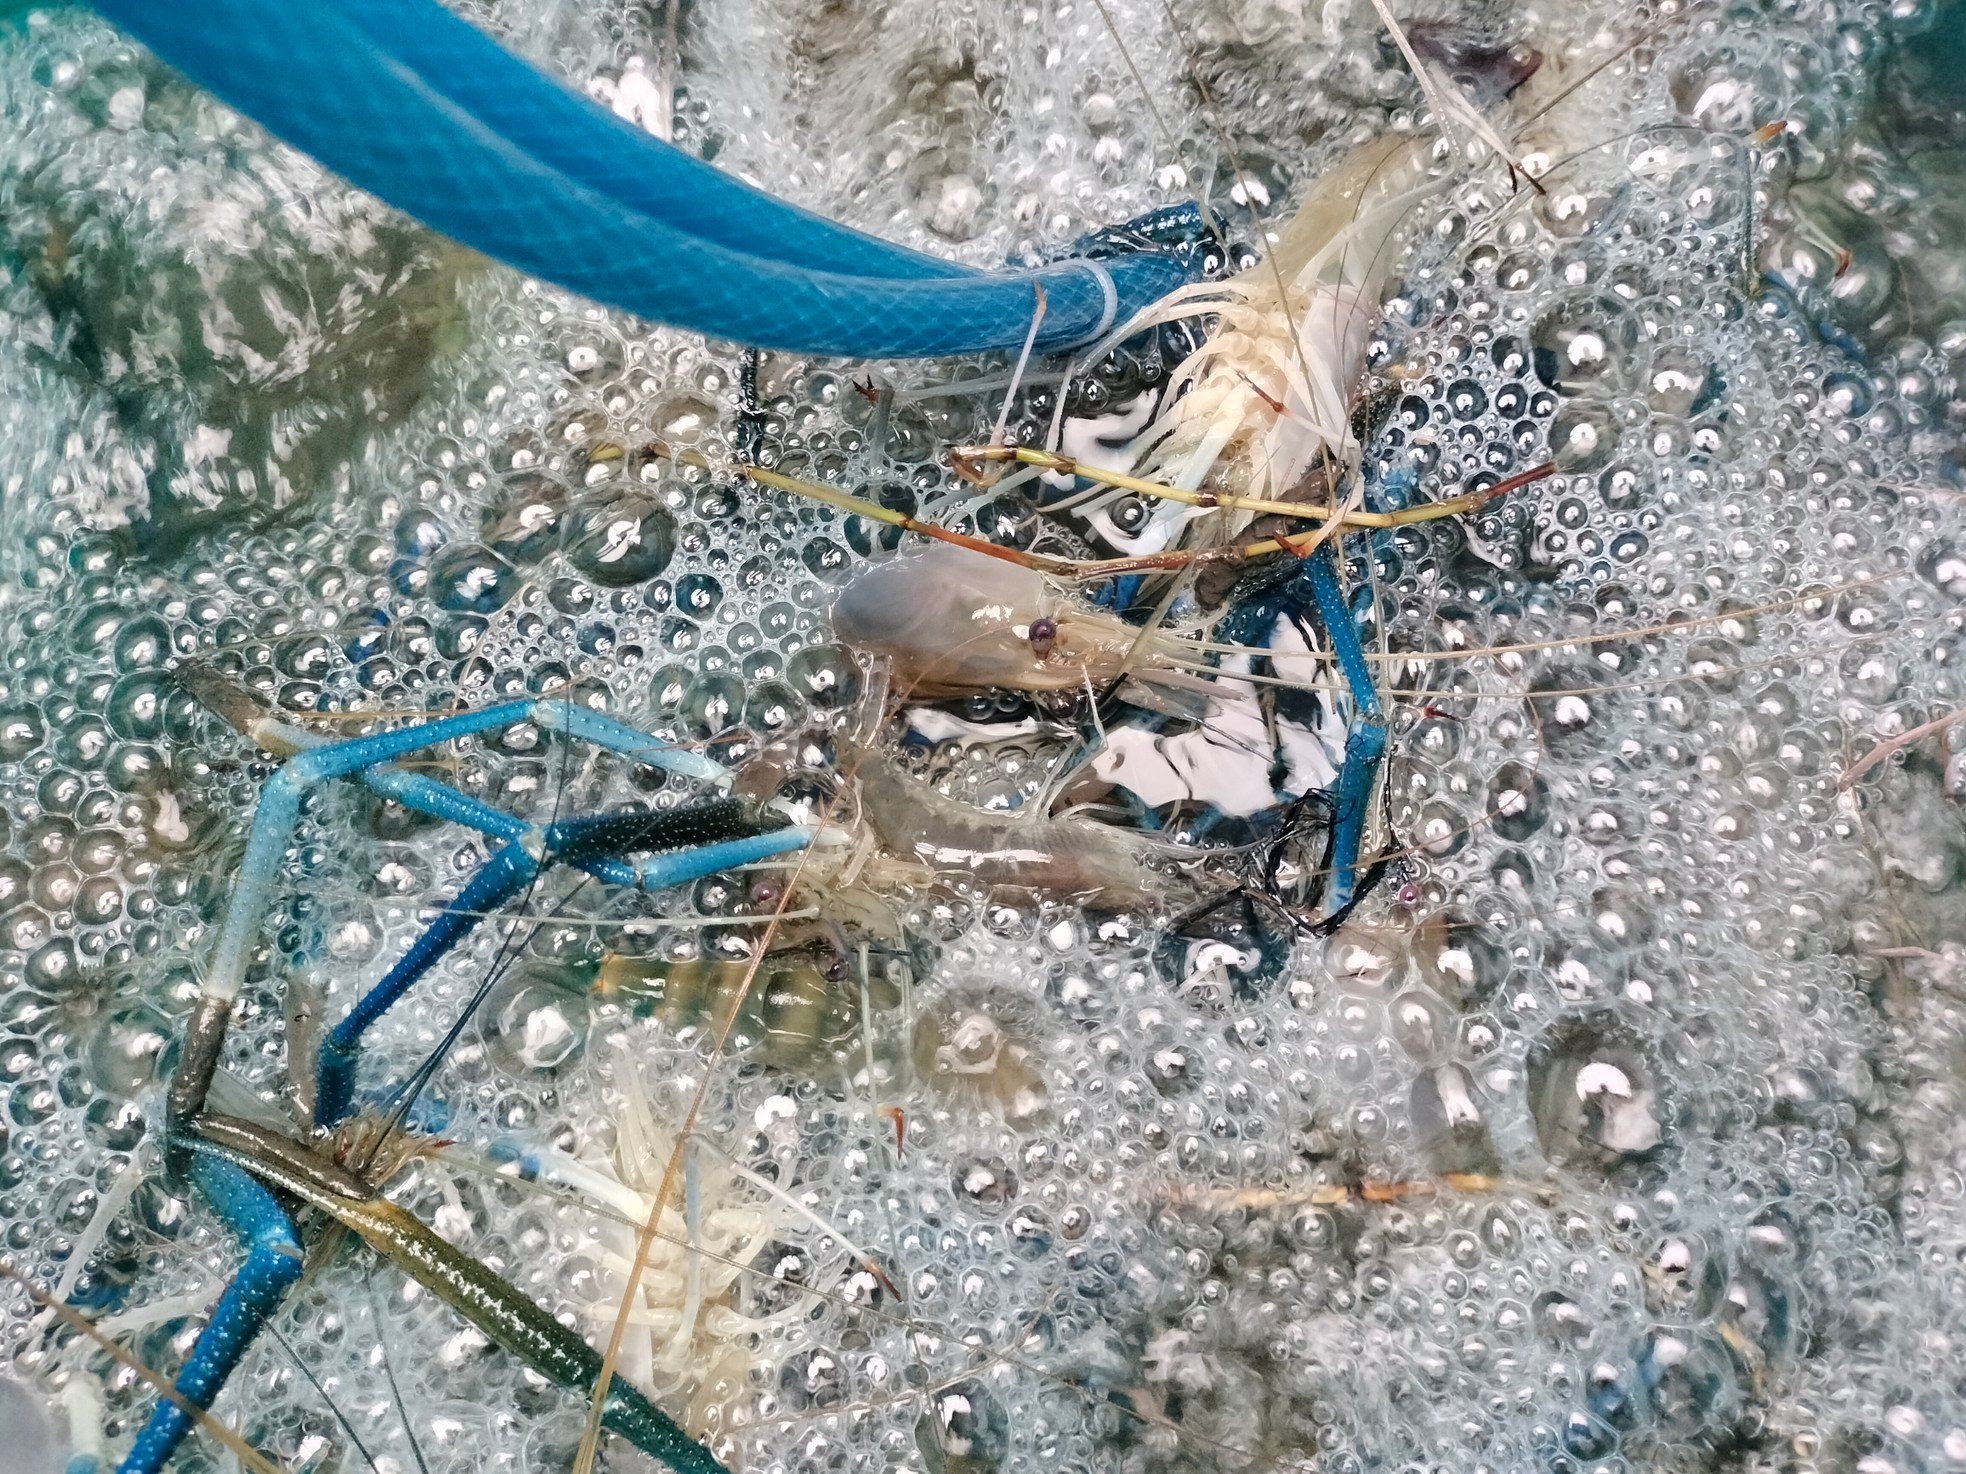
[1028,617,1058,660]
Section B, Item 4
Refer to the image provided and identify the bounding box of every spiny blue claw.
[314,797,804,1129]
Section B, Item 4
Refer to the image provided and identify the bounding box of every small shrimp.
[732,718,1200,910]
[831,543,1135,696]
[1054,21,1579,542]
[829,542,1248,700]
[830,540,1361,842]
[855,759,1188,910]
[1082,128,1441,530]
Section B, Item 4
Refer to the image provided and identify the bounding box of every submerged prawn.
[809,608,1345,932]
[1125,129,1440,509]
[852,759,1189,910]
[831,539,1352,829]
[1046,20,1563,552]
[716,667,1234,912]
[828,540,1286,700]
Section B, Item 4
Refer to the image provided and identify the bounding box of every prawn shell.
[831,545,1142,696]
[857,762,1179,911]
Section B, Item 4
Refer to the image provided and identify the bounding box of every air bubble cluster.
[3,1,1966,1473]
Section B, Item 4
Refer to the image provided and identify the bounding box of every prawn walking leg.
[192,1117,728,1474]
[1305,545,1386,914]
[168,687,742,1143]
[314,799,815,1126]
[177,663,736,891]
[116,1159,303,1474]
[119,672,807,1473]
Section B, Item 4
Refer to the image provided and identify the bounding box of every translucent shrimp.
[1122,128,1442,511]
[477,1040,800,1429]
[828,541,1264,699]
[1055,20,1562,545]
[854,759,1189,910]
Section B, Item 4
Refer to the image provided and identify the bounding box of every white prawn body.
[1123,131,1437,515]
[1113,26,1616,525]
[856,760,1183,910]
[830,543,1197,697]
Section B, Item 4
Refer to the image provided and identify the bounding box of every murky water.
[3,2,1966,1472]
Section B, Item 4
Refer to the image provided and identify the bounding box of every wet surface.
[1,2,1965,1472]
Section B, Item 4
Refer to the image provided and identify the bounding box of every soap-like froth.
[0,2,1964,1472]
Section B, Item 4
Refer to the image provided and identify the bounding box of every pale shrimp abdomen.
[857,762,1178,910]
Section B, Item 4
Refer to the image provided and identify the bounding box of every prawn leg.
[314,798,815,1126]
[1304,546,1386,914]
[167,681,735,1149]
[177,663,734,892]
[192,1116,728,1474]
[115,1159,303,1474]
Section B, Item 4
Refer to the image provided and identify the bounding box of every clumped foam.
[1,2,1965,1472]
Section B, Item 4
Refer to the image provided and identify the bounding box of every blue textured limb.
[87,0,1195,357]
[355,764,528,838]
[169,699,726,1145]
[205,699,562,1005]
[1323,720,1389,912]
[313,803,816,1127]
[115,1158,304,1474]
[1304,548,1386,913]
[381,770,658,884]
[208,700,721,1003]
[314,840,542,1127]
[1303,552,1381,724]
[626,826,818,890]
[256,715,706,891]
[533,703,731,787]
